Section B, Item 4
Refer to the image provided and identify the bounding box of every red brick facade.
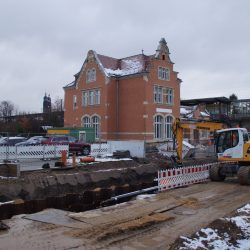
[64,38,181,141]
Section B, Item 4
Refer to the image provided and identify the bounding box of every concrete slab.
[24,208,85,229]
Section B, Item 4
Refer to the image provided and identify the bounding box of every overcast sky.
[0,0,250,113]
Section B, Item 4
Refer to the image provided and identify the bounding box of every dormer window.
[87,68,96,82]
[158,67,170,81]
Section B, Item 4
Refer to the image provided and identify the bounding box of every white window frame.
[166,88,174,105]
[73,95,77,110]
[95,89,100,105]
[154,115,164,139]
[86,70,91,82]
[86,68,96,83]
[158,67,170,81]
[82,88,101,107]
[91,69,96,82]
[154,85,163,103]
[165,115,173,139]
[82,91,88,107]
[89,90,94,105]
[158,67,162,79]
[82,116,91,128]
[92,115,101,139]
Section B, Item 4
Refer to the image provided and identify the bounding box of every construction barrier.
[158,164,212,191]
[0,145,69,161]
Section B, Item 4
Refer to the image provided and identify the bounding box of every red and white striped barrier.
[158,164,212,191]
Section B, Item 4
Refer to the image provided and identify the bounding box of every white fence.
[158,164,211,191]
[91,143,110,157]
[0,145,69,161]
[0,140,145,161]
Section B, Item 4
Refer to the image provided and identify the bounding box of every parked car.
[0,137,27,146]
[42,135,91,155]
[16,136,47,146]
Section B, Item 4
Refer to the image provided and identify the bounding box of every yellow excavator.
[172,118,250,185]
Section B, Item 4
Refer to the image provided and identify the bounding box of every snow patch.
[0,176,18,180]
[238,204,250,214]
[200,111,210,117]
[180,203,250,250]
[0,200,14,206]
[66,156,132,165]
[105,59,143,77]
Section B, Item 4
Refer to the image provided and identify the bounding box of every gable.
[63,38,180,91]
[155,38,173,64]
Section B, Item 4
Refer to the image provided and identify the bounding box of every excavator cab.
[216,128,250,162]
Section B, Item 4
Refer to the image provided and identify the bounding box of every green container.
[47,127,95,143]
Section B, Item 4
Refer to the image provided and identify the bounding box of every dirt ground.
[0,178,249,250]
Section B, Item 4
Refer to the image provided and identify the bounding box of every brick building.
[63,38,181,141]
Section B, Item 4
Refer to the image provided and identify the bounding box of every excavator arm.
[172,118,224,164]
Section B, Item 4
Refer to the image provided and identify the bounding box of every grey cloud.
[0,0,250,112]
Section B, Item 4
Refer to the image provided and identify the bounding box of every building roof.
[63,80,76,88]
[181,97,231,106]
[64,38,178,88]
[97,53,151,77]
[232,99,250,103]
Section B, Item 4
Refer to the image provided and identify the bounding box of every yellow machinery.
[172,118,250,185]
[172,118,224,163]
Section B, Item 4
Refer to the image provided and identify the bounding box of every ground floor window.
[154,115,164,139]
[165,115,173,139]
[81,115,101,139]
[82,116,91,128]
[154,114,174,140]
[92,115,100,139]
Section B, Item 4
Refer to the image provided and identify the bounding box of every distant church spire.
[43,93,51,113]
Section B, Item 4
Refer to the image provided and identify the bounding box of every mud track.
[0,178,249,249]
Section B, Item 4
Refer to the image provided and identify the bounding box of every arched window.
[86,68,96,82]
[82,116,91,128]
[86,70,91,82]
[154,115,163,139]
[92,115,100,139]
[91,69,96,81]
[165,115,173,139]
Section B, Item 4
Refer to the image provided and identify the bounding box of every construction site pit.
[0,159,162,221]
[0,153,222,221]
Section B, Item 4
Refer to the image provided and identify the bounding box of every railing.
[0,145,69,161]
[91,143,110,157]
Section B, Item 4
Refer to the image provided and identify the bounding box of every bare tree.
[229,93,238,114]
[0,100,15,117]
[229,93,238,101]
[52,97,63,112]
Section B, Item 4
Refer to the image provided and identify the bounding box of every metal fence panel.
[0,145,69,160]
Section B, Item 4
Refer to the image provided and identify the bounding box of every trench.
[0,157,220,221]
[0,181,156,221]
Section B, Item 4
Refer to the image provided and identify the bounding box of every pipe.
[101,186,158,206]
